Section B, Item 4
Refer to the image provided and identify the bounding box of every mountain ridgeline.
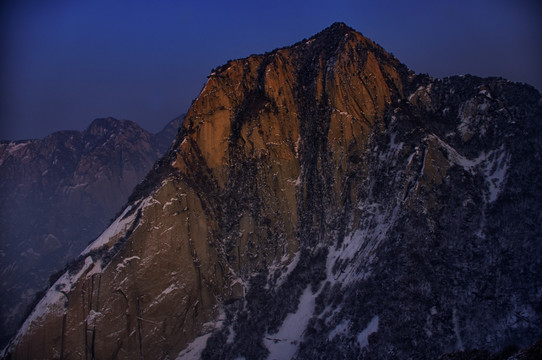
[4,23,542,359]
[0,116,181,348]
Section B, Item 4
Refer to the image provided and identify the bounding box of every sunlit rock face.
[0,116,181,348]
[4,23,542,360]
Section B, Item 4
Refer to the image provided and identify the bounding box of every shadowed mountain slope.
[0,116,181,347]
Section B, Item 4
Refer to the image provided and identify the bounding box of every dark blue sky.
[1,0,541,140]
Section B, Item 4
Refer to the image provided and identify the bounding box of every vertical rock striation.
[0,116,181,348]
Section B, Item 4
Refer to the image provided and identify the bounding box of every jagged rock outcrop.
[4,23,541,359]
[0,116,181,347]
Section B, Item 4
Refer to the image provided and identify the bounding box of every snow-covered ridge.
[431,135,510,203]
[81,205,135,254]
[82,195,155,255]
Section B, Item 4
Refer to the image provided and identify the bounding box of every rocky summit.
[3,23,541,359]
[0,116,181,348]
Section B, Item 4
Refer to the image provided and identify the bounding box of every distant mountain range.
[0,116,181,347]
[3,23,542,359]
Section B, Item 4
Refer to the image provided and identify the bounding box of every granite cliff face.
[0,116,181,347]
[4,23,542,359]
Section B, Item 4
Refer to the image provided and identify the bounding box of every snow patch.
[82,205,136,255]
[82,195,158,255]
[162,284,177,295]
[73,256,95,283]
[328,202,400,285]
[85,260,103,278]
[140,196,161,210]
[325,55,337,73]
[162,201,175,210]
[6,142,30,155]
[226,325,236,344]
[65,182,89,193]
[379,132,403,162]
[406,152,416,168]
[86,310,103,325]
[357,316,379,349]
[431,135,480,169]
[484,149,509,203]
[326,231,364,282]
[328,319,350,341]
[389,133,403,153]
[264,285,316,360]
[8,256,97,349]
[478,89,492,98]
[116,256,141,271]
[431,135,510,203]
[175,332,213,360]
[270,252,300,287]
[175,308,226,360]
[408,85,426,102]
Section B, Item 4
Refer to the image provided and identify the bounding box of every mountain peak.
[6,23,542,360]
[88,117,119,127]
[321,21,356,36]
[86,117,121,135]
[85,117,144,138]
[303,22,363,46]
[177,22,407,184]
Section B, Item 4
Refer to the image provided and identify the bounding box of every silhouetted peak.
[305,22,360,44]
[324,22,355,35]
[91,117,118,124]
[86,117,144,138]
[87,117,119,133]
